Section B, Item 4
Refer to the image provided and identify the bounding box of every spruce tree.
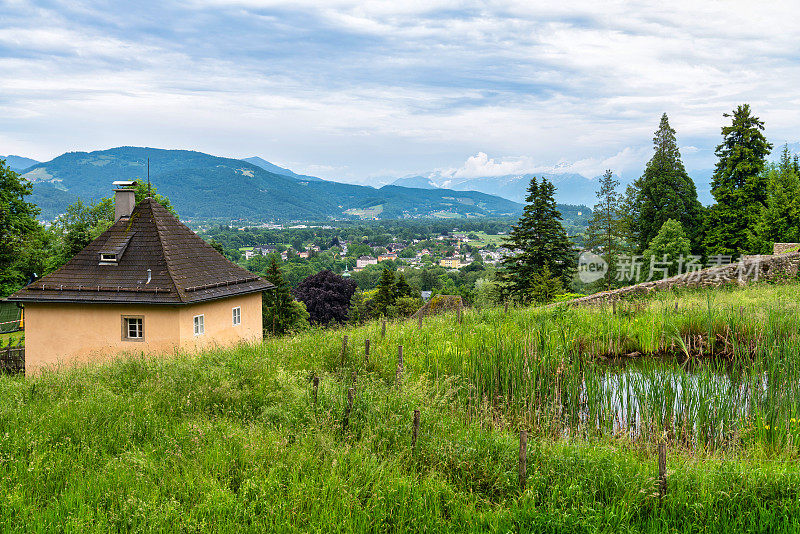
[373,268,397,316]
[755,145,800,250]
[262,257,307,335]
[624,113,704,252]
[393,272,414,298]
[704,104,773,256]
[584,169,623,291]
[497,177,576,303]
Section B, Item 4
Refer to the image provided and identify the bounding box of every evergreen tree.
[0,159,43,296]
[584,169,623,291]
[704,104,773,256]
[497,177,576,303]
[624,113,704,252]
[641,219,692,277]
[262,257,308,335]
[373,268,397,316]
[755,145,800,250]
[393,272,414,298]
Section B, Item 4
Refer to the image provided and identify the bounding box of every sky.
[2,0,799,185]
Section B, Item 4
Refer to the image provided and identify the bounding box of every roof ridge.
[146,198,187,303]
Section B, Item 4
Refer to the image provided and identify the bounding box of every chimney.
[112,181,137,221]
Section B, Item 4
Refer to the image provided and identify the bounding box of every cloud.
[434,146,652,182]
[2,0,799,181]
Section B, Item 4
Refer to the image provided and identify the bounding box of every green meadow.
[2,283,800,532]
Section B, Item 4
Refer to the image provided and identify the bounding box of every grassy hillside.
[2,284,800,531]
[21,147,522,221]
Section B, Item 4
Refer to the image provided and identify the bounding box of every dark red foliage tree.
[293,269,357,325]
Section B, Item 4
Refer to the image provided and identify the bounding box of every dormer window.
[100,253,117,264]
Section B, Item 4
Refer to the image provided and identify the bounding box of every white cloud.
[2,0,799,179]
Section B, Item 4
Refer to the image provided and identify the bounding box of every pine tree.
[262,257,307,335]
[497,177,576,303]
[624,113,704,252]
[373,268,397,316]
[584,169,623,290]
[755,145,800,250]
[704,104,773,256]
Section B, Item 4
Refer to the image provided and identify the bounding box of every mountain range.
[2,155,40,173]
[18,147,525,222]
[393,170,715,206]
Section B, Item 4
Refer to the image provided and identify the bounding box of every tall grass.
[0,283,799,530]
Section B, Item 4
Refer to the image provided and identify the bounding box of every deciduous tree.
[294,270,357,325]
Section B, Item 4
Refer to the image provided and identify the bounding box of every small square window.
[193,315,205,336]
[122,316,144,341]
[232,306,241,326]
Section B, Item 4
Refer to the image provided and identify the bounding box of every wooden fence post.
[341,335,349,366]
[418,311,423,329]
[343,387,354,431]
[412,409,420,453]
[272,315,276,336]
[519,430,528,491]
[352,369,358,392]
[364,339,370,365]
[396,345,404,386]
[381,320,386,339]
[658,441,667,498]
[504,301,509,314]
[312,376,319,405]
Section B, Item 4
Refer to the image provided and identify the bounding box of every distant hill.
[23,147,522,221]
[241,156,324,182]
[2,155,40,173]
[391,175,438,189]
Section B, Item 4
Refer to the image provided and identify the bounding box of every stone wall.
[564,252,800,307]
[773,243,800,254]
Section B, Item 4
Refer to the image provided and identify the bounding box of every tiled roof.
[9,198,273,305]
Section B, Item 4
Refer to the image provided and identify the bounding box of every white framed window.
[122,316,144,341]
[193,314,205,336]
[232,306,241,326]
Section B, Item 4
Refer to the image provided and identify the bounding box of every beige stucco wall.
[22,292,263,374]
[178,292,262,352]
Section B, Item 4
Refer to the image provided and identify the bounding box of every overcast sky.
[2,0,799,184]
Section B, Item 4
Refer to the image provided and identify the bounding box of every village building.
[356,256,378,269]
[377,253,397,262]
[440,257,462,269]
[9,185,272,374]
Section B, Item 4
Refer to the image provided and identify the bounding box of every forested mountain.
[21,147,523,221]
[1,155,40,173]
[241,156,324,182]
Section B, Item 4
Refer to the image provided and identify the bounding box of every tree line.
[497,104,791,303]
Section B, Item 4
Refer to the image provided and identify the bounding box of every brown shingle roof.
[9,198,273,305]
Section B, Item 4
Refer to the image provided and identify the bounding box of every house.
[298,251,310,259]
[377,253,397,262]
[356,256,378,269]
[9,186,273,374]
[440,258,461,269]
